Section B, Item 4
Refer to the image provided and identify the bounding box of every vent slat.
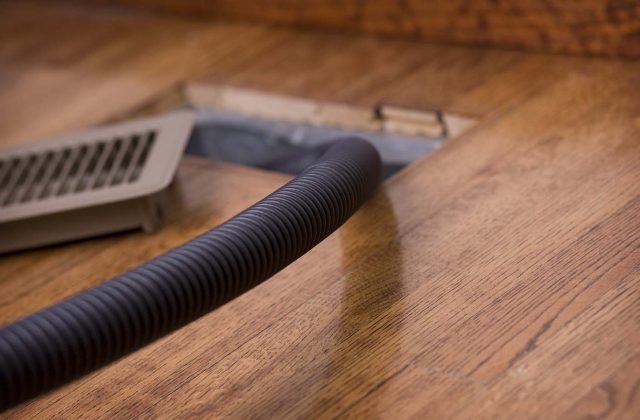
[39,149,71,200]
[111,135,139,186]
[0,159,13,190]
[105,137,131,186]
[57,145,88,196]
[123,132,149,182]
[76,142,105,193]
[69,143,97,193]
[0,158,19,195]
[127,131,156,183]
[35,150,64,200]
[94,139,122,189]
[88,140,114,190]
[15,153,47,204]
[51,147,81,197]
[0,156,30,206]
[27,151,56,201]
[9,155,39,205]
[20,152,50,203]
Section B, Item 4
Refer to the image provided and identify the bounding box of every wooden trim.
[119,83,477,139]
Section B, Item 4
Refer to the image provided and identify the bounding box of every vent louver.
[0,131,156,208]
[0,111,195,254]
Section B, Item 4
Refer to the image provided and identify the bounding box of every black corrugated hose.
[0,138,381,411]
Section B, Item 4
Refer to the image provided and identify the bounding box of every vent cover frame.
[0,110,195,254]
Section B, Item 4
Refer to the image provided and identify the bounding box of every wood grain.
[59,0,640,57]
[1,1,640,418]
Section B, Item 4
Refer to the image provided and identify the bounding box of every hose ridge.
[0,137,381,410]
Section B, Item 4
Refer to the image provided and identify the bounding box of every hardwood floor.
[0,1,639,418]
[60,0,640,57]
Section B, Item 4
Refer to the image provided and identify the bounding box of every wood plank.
[565,351,640,419]
[1,2,640,418]
[59,0,640,57]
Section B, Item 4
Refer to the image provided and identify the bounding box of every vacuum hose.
[0,138,381,411]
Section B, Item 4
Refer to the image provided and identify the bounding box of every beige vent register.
[0,111,195,254]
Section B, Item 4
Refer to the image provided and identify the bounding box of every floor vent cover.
[0,111,195,254]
